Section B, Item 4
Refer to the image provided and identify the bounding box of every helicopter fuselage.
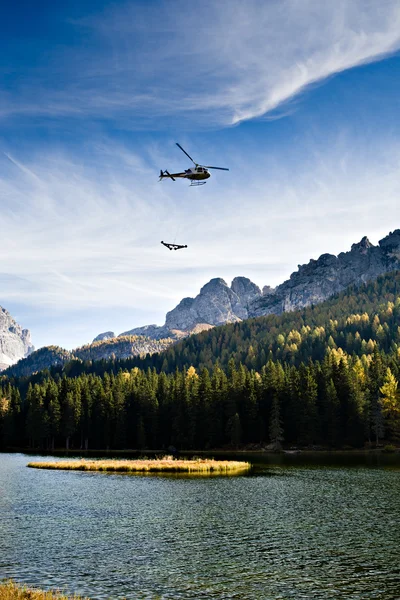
[185,167,211,181]
[159,166,211,183]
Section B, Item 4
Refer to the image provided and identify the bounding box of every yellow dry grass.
[0,580,88,600]
[27,457,251,474]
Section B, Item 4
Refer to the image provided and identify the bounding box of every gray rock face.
[0,306,34,370]
[76,335,174,362]
[119,324,171,340]
[250,230,400,316]
[262,285,275,296]
[93,331,115,342]
[231,277,261,313]
[165,277,257,331]
[164,297,197,331]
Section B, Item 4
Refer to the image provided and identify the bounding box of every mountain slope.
[125,269,400,373]
[74,335,174,362]
[3,346,73,378]
[3,335,174,379]
[0,306,34,370]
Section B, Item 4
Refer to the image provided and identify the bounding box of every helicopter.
[159,143,229,186]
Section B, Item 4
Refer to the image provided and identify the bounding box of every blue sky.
[2,0,400,350]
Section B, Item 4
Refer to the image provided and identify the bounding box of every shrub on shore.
[27,457,251,474]
[383,444,397,453]
[0,580,87,600]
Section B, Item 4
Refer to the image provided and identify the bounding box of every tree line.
[1,349,399,451]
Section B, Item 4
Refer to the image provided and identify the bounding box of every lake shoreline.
[3,446,399,457]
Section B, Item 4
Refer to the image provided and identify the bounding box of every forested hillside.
[4,335,174,379]
[1,272,400,451]
[132,271,400,373]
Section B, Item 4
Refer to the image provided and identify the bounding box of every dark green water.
[1,453,400,599]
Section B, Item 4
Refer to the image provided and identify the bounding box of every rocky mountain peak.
[93,331,115,342]
[231,277,261,304]
[165,278,243,331]
[379,229,400,253]
[0,306,34,370]
[199,278,229,294]
[351,236,373,254]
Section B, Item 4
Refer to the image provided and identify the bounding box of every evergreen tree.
[226,412,242,448]
[269,395,284,449]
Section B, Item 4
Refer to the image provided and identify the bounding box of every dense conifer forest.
[1,272,400,451]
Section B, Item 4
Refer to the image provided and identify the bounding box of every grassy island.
[0,580,87,600]
[27,457,251,474]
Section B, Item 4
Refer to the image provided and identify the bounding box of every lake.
[1,453,400,599]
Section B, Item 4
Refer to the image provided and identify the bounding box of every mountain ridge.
[251,231,400,316]
[94,228,400,341]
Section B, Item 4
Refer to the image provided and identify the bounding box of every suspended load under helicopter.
[161,241,187,251]
[159,143,229,186]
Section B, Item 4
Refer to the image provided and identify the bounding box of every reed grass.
[0,580,88,600]
[27,457,251,474]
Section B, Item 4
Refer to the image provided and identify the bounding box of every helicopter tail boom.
[159,170,176,181]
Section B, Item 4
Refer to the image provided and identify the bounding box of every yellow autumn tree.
[186,366,198,379]
[379,368,400,439]
[0,396,9,417]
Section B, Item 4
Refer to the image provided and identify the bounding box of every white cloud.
[1,1,400,126]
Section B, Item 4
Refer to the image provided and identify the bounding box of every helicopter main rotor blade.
[204,166,230,171]
[176,143,197,165]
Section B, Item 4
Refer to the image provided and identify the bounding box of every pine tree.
[3,387,22,447]
[269,394,284,449]
[226,412,242,448]
[46,380,61,450]
[25,384,46,448]
[198,368,213,448]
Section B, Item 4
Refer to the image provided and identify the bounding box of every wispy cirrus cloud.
[1,0,400,127]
